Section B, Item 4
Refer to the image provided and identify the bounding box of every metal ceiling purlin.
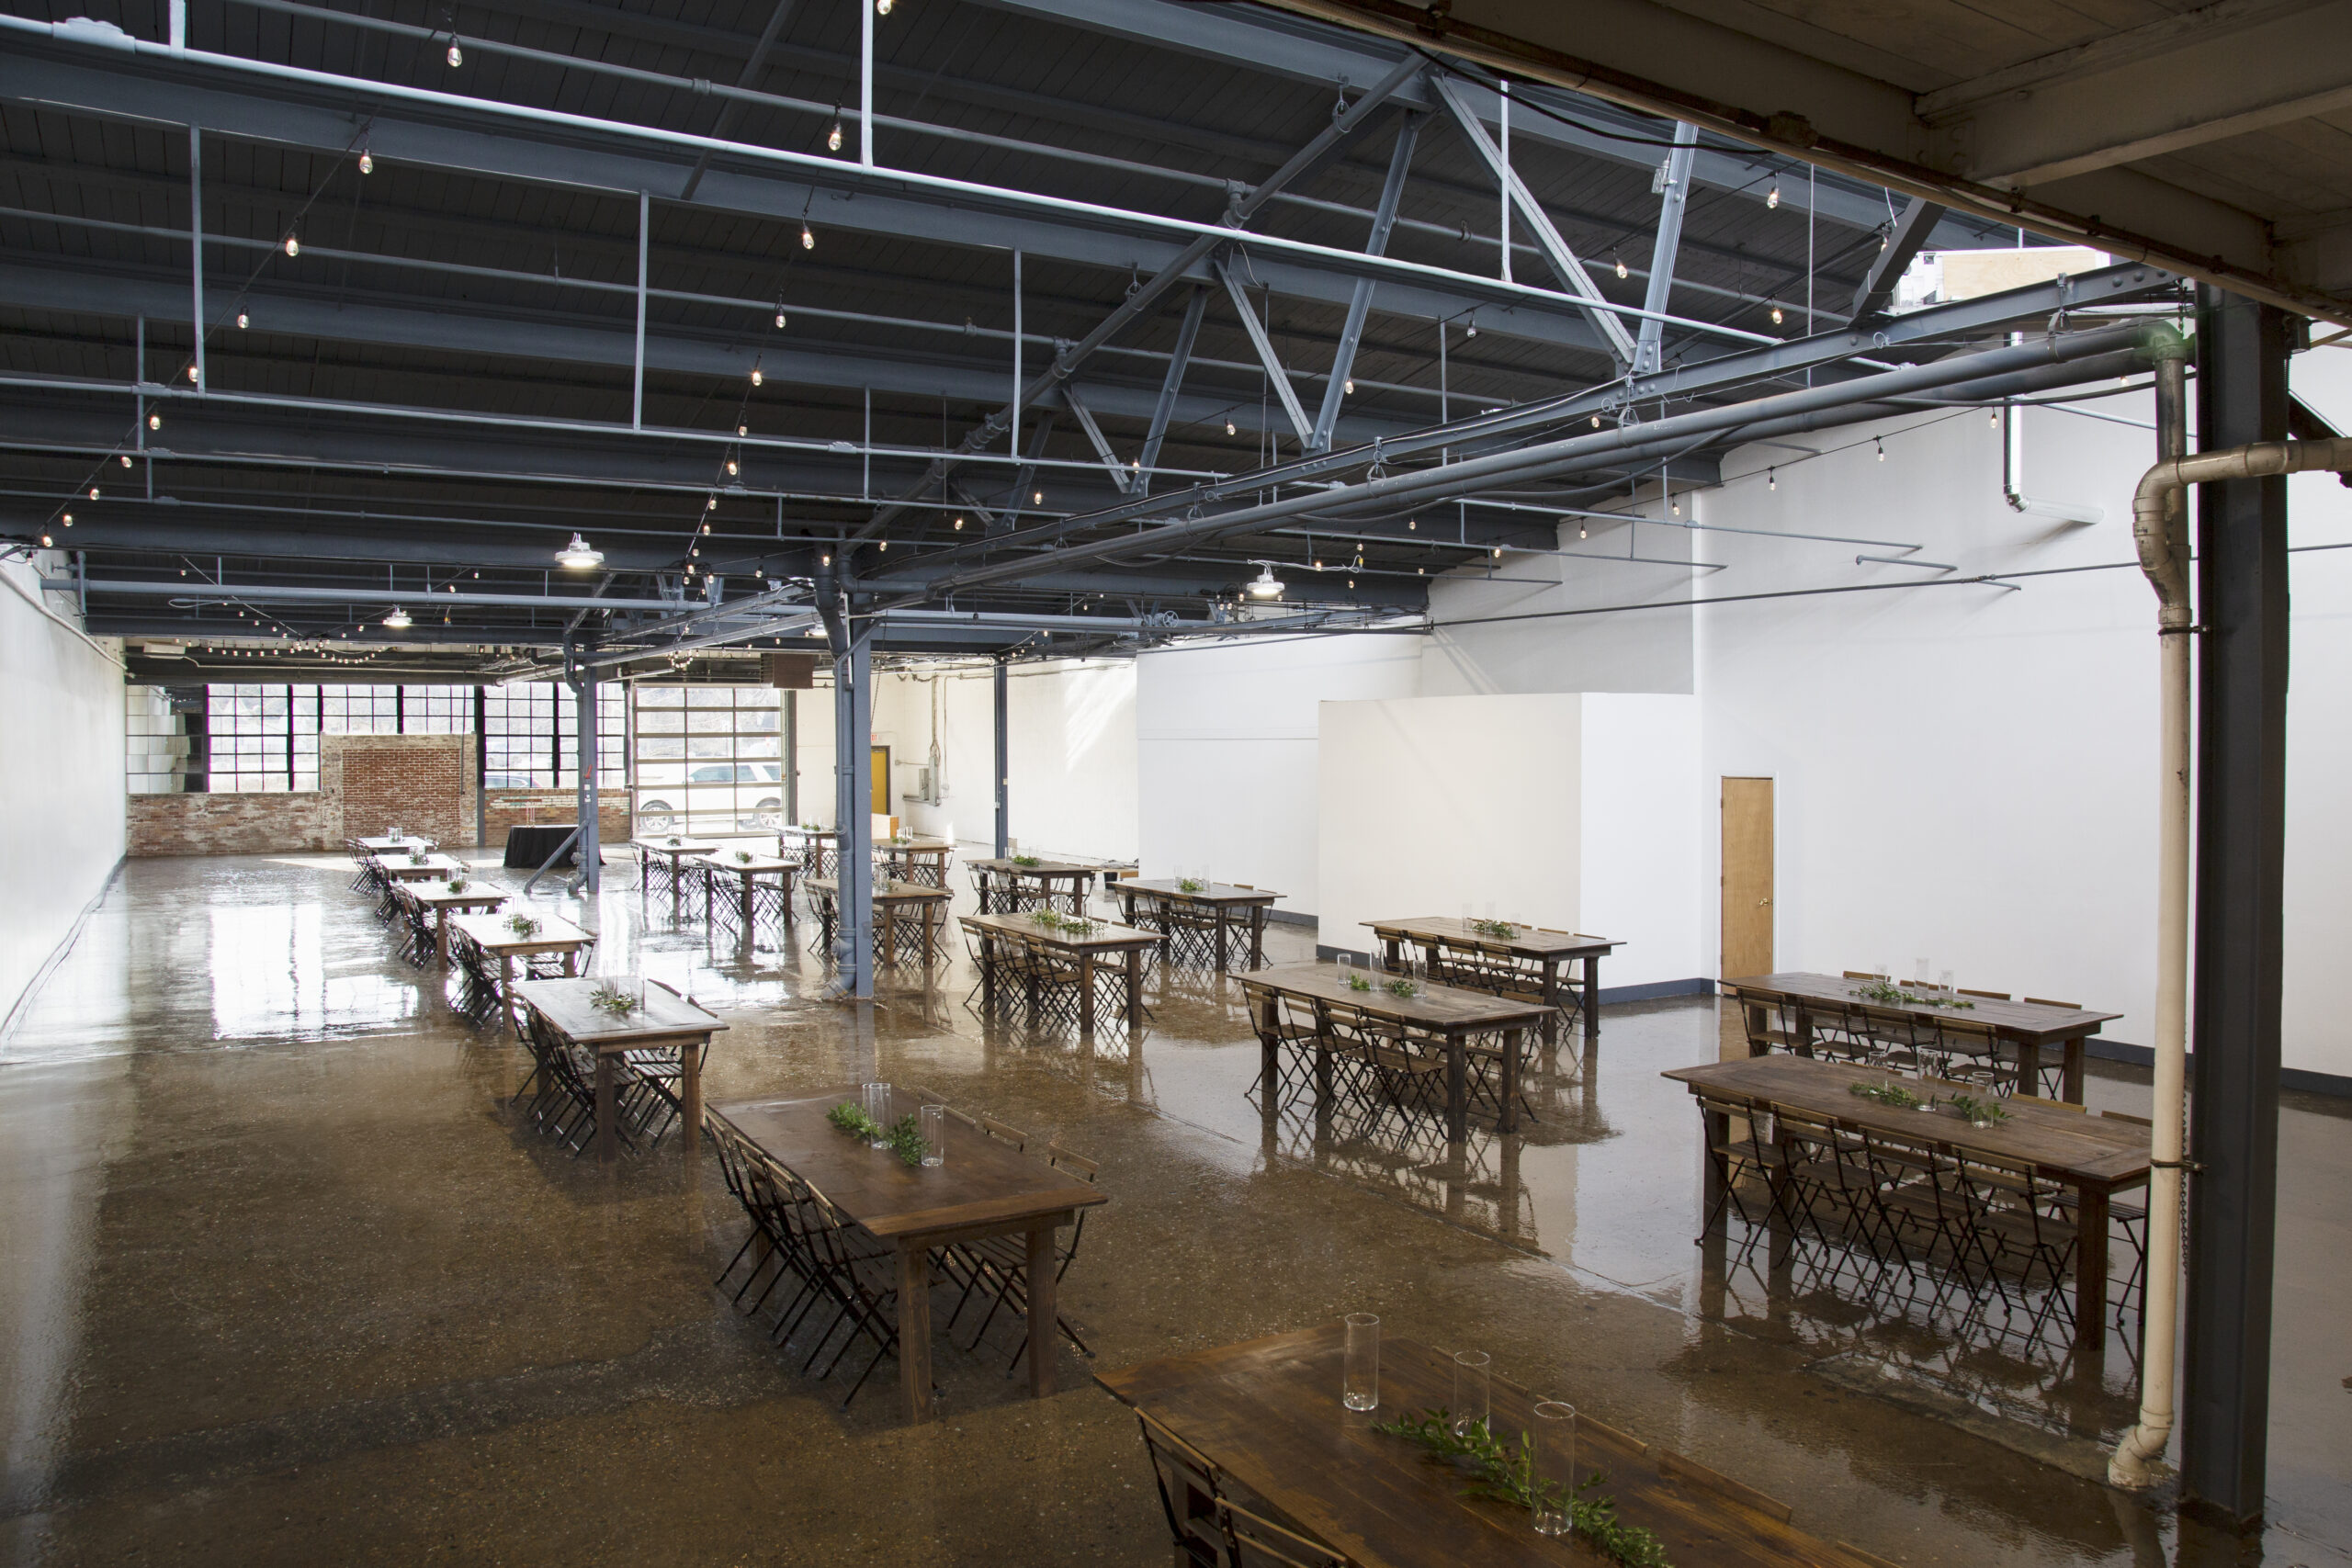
[1310,112,1421,454]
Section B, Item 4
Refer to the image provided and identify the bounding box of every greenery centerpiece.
[408,850,429,865]
[1375,1410,1670,1567]
[827,1101,929,1167]
[1948,1092,2010,1125]
[665,835,682,847]
[587,981,640,1018]
[505,913,541,939]
[1467,918,1519,939]
[734,849,755,864]
[1849,1079,1923,1110]
[1853,978,1974,1010]
[1177,876,1207,894]
[1031,909,1100,937]
[1384,976,1421,999]
[1347,973,1374,993]
[1012,853,1044,868]
[445,876,468,895]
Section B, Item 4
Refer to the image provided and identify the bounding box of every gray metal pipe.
[53,577,680,611]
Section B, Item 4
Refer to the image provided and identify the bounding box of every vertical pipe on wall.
[474,684,488,848]
[1497,82,1510,285]
[992,655,1009,858]
[572,657,602,896]
[785,686,797,827]
[859,0,875,168]
[188,125,204,392]
[832,613,874,998]
[632,190,649,431]
[1011,251,1023,468]
[2183,285,2290,1530]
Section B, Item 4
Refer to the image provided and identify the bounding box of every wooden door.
[870,745,891,816]
[1720,777,1774,980]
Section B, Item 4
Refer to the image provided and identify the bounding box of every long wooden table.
[1098,1325,1890,1568]
[808,876,954,966]
[406,882,508,963]
[961,910,1159,1032]
[1367,918,1621,1047]
[778,826,839,876]
[1724,972,2120,1103]
[876,838,955,887]
[1238,963,1553,1139]
[634,838,719,916]
[968,857,1096,914]
[449,909,594,1031]
[1661,1054,2152,1354]
[514,977,726,1164]
[708,1089,1107,1425]
[358,834,436,854]
[379,852,469,883]
[1114,879,1281,970]
[694,851,797,939]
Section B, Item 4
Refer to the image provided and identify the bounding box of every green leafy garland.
[1176,877,1208,894]
[827,1101,930,1168]
[1947,1092,2010,1124]
[588,982,640,1018]
[445,876,469,894]
[1466,918,1519,939]
[734,849,755,863]
[1384,977,1421,998]
[1031,909,1100,937]
[1374,1411,1670,1567]
[1012,853,1044,867]
[505,913,541,939]
[1848,1079,1921,1109]
[1347,973,1374,992]
[1853,979,1974,1010]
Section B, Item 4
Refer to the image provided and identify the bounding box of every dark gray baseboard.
[1596,976,1715,1004]
[1266,908,1316,928]
[2082,1037,2351,1100]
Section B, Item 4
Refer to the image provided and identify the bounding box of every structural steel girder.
[1216,254,1317,447]
[1138,285,1208,493]
[1311,113,1421,454]
[1849,197,1949,324]
[1634,123,1699,377]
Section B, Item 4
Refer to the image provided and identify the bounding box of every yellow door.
[870,745,890,816]
[1720,777,1774,981]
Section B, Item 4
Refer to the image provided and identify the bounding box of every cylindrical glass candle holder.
[1341,1313,1380,1412]
[1531,1401,1577,1536]
[1451,1350,1490,1437]
[861,1081,893,1147]
[919,1103,945,1168]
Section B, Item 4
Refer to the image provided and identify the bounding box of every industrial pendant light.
[1245,563,1285,600]
[556,534,605,570]
[381,606,413,629]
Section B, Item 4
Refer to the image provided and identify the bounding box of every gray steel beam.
[992,656,1010,859]
[1311,114,1420,455]
[1216,256,1316,449]
[1138,285,1207,494]
[58,577,683,611]
[2183,283,2290,1531]
[1850,197,1950,324]
[1062,386,1133,495]
[1431,73,1638,367]
[831,606,874,998]
[1634,124,1699,377]
[675,0,802,203]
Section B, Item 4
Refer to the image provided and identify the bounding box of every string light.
[119,454,131,468]
[149,412,161,430]
[828,120,843,152]
[726,457,740,476]
[775,309,787,328]
[706,494,718,510]
[283,235,299,257]
[1770,306,1783,325]
[800,223,814,251]
[1491,546,1501,558]
[1613,255,1627,280]
[953,516,964,529]
[237,311,250,329]
[1767,183,1781,209]
[1225,419,1236,435]
[1033,490,1043,504]
[1768,468,1776,491]
[750,367,763,387]
[447,39,462,66]
[62,512,73,525]
[1671,499,1680,516]
[1342,378,1353,394]
[1464,319,1477,338]
[1407,518,1415,530]
[358,150,372,175]
[1876,438,1885,461]
[876,0,892,13]
[1591,415,1601,428]
[87,487,99,500]
[187,365,200,384]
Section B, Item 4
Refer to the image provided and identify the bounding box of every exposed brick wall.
[485,789,632,846]
[127,734,481,857]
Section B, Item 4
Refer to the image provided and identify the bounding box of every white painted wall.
[0,556,126,1027]
[1136,632,1420,917]
[1579,694,1703,989]
[1317,694,1585,959]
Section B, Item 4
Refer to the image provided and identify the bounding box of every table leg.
[1499,1025,1524,1134]
[742,876,756,938]
[1258,992,1281,1106]
[595,1051,616,1165]
[1700,1097,1728,1217]
[1214,908,1228,971]
[681,1034,703,1154]
[922,902,938,972]
[1125,948,1143,1029]
[1540,960,1562,1048]
[1582,954,1601,1042]
[882,903,898,967]
[1079,952,1097,1033]
[2017,1037,2044,1100]
[1446,1035,1468,1142]
[639,853,649,897]
[499,953,517,1035]
[563,946,579,978]
[1382,934,1401,967]
[981,933,998,1011]
[1254,907,1268,968]
[435,910,449,966]
[899,1240,933,1424]
[703,868,713,927]
[670,858,683,919]
[2074,1183,2110,1357]
[1027,1224,1057,1399]
[2064,1037,2086,1104]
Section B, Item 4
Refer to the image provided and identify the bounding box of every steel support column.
[569,651,602,895]
[1633,122,1697,377]
[784,686,797,827]
[831,606,875,998]
[2182,283,2290,1531]
[992,654,1009,859]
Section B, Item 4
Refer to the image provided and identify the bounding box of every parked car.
[633,761,784,833]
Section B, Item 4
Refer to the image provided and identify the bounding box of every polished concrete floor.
[1,852,2346,1567]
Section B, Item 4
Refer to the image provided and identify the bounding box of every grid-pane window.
[481,682,626,789]
[205,684,295,792]
[630,685,783,837]
[321,685,401,735]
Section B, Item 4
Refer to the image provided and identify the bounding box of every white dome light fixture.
[556,534,605,570]
[381,606,413,629]
[1245,563,1285,600]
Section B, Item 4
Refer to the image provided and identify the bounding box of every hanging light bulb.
[1407,518,1416,530]
[187,365,200,384]
[40,533,51,547]
[557,534,604,569]
[1768,468,1777,491]
[727,457,740,476]
[381,606,412,629]
[237,311,250,329]
[876,0,892,13]
[953,516,964,530]
[1591,415,1601,428]
[701,522,711,535]
[1578,523,1588,539]
[775,310,787,328]
[1492,546,1502,558]
[738,423,748,436]
[1767,182,1781,209]
[706,494,718,511]
[1671,499,1680,516]
[1342,377,1354,394]
[1465,319,1477,338]
[62,512,73,525]
[149,412,162,430]
[358,150,373,175]
[878,540,888,551]
[87,487,99,500]
[1245,563,1284,599]
[119,454,131,468]
[828,119,843,152]
[446,39,462,66]
[1876,438,1885,461]
[1770,305,1783,325]
[1613,255,1628,280]
[800,222,814,251]
[283,235,299,257]
[1225,419,1236,435]
[750,367,763,387]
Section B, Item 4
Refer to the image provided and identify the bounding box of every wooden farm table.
[379,852,469,882]
[1114,879,1282,970]
[779,826,839,876]
[968,857,1096,914]
[808,876,954,967]
[358,834,436,854]
[709,1089,1106,1426]
[1724,972,2120,1104]
[694,852,798,938]
[406,882,508,964]
[1237,963,1553,1139]
[514,978,727,1164]
[1098,1324,1886,1568]
[875,838,955,887]
[633,838,718,916]
[961,911,1159,1032]
[447,910,593,1032]
[1662,1054,2152,1355]
[1367,918,1622,1047]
